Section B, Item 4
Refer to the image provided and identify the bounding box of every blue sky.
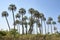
[0,0,60,33]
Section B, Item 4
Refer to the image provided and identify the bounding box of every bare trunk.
[44,21,46,34]
[12,10,15,40]
[51,24,52,34]
[5,17,10,31]
[41,19,43,34]
[22,14,24,34]
[12,10,15,30]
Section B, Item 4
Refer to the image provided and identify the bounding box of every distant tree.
[15,13,20,33]
[8,4,16,30]
[48,17,53,33]
[14,20,20,33]
[33,10,41,34]
[28,8,35,34]
[42,17,46,34]
[2,11,10,30]
[15,13,20,19]
[8,4,16,40]
[58,15,60,23]
[39,13,44,34]
[19,8,26,34]
[28,17,35,34]
[46,21,51,34]
[52,21,56,33]
[23,16,28,34]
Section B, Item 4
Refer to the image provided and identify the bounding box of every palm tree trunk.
[44,21,46,34]
[29,25,33,34]
[12,10,15,30]
[5,17,10,31]
[48,25,49,34]
[51,24,52,34]
[19,25,20,34]
[19,18,21,34]
[36,25,38,34]
[22,14,24,34]
[12,10,15,40]
[25,25,27,35]
[41,19,43,34]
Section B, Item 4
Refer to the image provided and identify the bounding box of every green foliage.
[0,31,7,36]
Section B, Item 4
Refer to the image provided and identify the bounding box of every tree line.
[1,4,60,35]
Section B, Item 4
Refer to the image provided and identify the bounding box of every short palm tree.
[2,11,10,30]
[48,17,53,33]
[8,4,16,30]
[46,21,51,34]
[37,22,42,34]
[52,21,56,33]
[14,20,20,33]
[54,26,57,33]
[19,8,26,34]
[15,13,20,19]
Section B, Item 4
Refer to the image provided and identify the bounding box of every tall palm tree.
[8,4,16,30]
[28,8,35,34]
[2,11,10,30]
[40,13,44,34]
[23,16,28,34]
[48,17,53,34]
[33,10,41,34]
[42,17,46,34]
[19,8,26,34]
[28,17,35,34]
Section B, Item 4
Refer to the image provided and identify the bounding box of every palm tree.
[28,17,35,34]
[52,21,56,33]
[40,13,44,34]
[29,8,35,17]
[15,13,20,33]
[23,16,28,34]
[14,20,20,33]
[54,26,57,33]
[2,11,10,31]
[48,17,53,34]
[33,10,41,34]
[46,21,51,34]
[28,8,35,34]
[8,4,16,30]
[15,13,20,19]
[42,17,46,34]
[58,15,60,23]
[19,8,26,34]
[37,22,42,34]
[8,4,16,40]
